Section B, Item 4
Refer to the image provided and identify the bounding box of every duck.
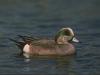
[10,27,79,58]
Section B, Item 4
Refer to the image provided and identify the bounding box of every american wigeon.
[10,27,79,58]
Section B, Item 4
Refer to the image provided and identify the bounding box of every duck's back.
[29,39,75,55]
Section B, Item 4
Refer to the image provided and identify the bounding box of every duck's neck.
[55,35,69,44]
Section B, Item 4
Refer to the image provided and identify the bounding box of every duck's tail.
[9,35,39,50]
[9,38,26,50]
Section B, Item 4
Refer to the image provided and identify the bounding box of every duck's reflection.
[23,55,76,74]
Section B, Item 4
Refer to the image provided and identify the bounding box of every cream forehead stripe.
[60,28,74,36]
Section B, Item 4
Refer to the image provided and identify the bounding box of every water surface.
[0,0,100,75]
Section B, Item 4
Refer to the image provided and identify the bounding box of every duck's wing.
[32,39,58,48]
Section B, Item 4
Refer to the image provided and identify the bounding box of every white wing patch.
[23,44,30,53]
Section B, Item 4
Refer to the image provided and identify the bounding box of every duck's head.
[55,27,79,44]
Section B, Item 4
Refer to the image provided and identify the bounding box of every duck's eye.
[63,36,73,41]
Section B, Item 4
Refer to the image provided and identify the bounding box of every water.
[0,0,100,75]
